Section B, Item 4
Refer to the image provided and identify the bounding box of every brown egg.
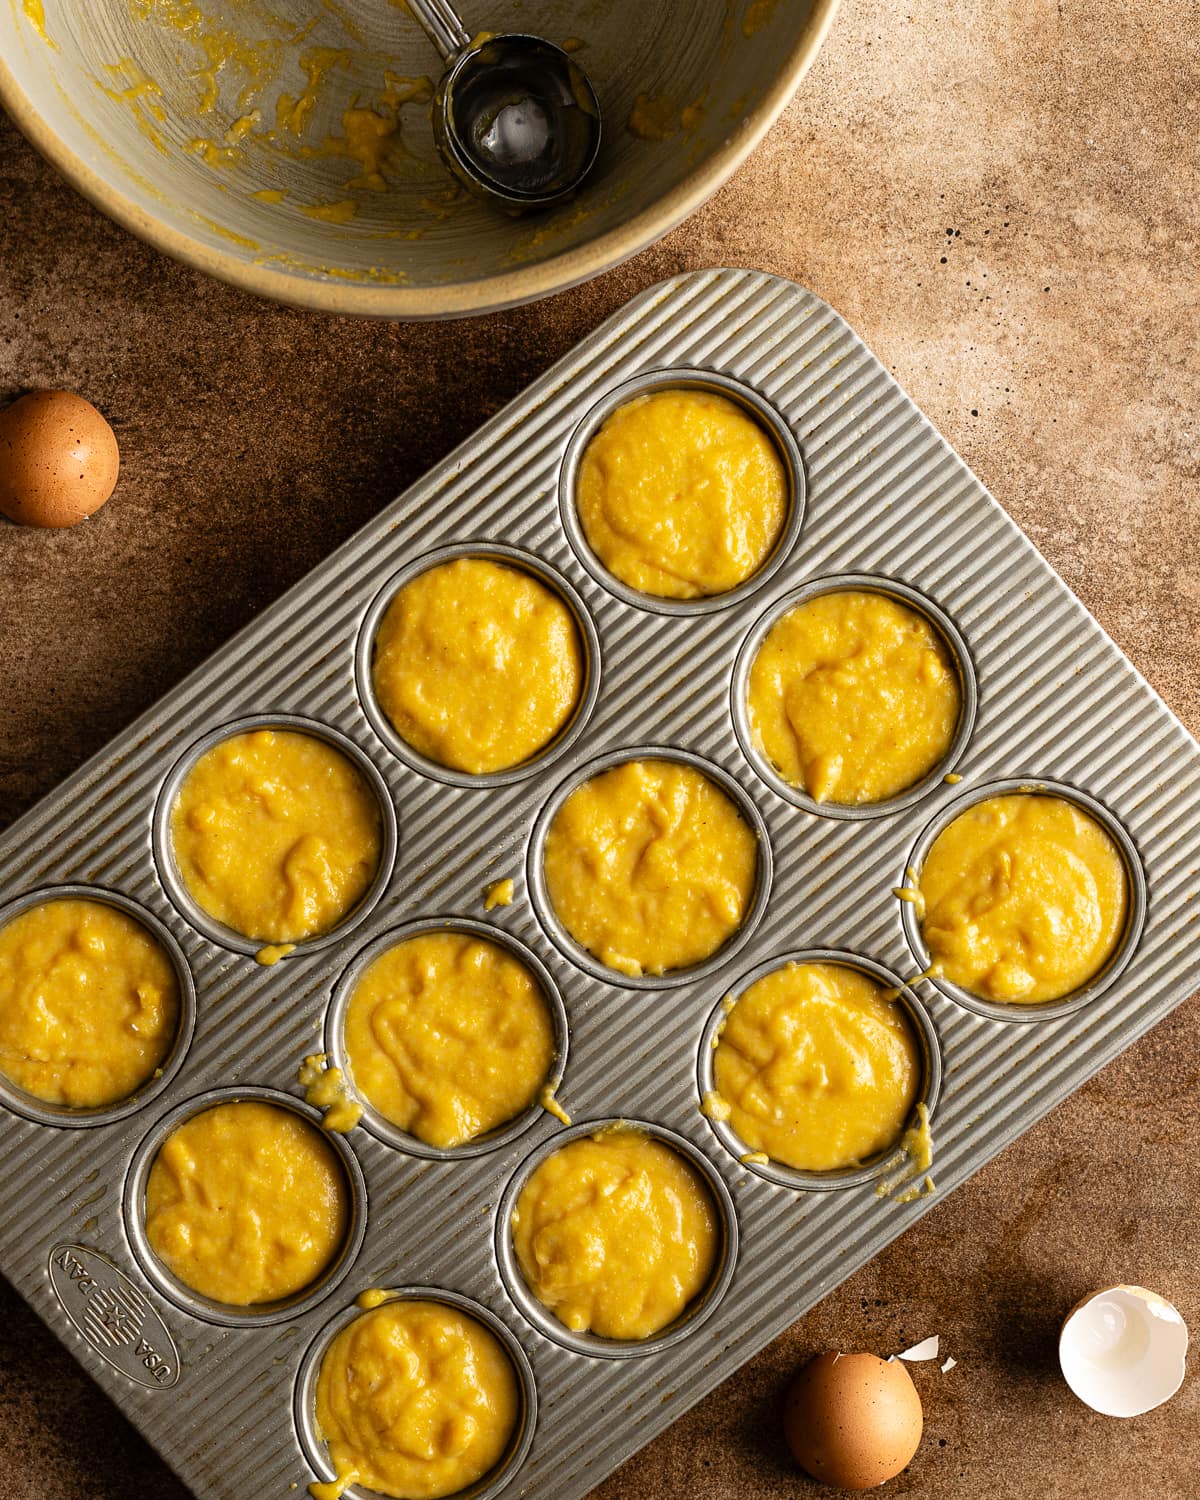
[783,1351,923,1490]
[0,390,120,528]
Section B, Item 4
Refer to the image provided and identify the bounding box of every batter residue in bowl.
[78,4,442,223]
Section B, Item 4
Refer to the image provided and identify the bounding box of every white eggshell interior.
[1059,1285,1189,1418]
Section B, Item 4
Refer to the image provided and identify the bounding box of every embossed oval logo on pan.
[48,1244,180,1389]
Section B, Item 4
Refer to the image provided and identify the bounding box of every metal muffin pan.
[0,268,1198,1500]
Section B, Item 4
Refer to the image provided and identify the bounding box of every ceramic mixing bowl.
[0,0,839,318]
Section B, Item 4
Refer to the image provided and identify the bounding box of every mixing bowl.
[0,0,839,318]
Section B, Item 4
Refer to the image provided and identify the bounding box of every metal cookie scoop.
[406,0,602,210]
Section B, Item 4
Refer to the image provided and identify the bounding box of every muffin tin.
[0,267,1198,1500]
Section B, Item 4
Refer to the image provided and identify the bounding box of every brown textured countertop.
[2,0,1199,1494]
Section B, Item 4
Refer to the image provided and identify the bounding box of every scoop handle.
[405,0,472,65]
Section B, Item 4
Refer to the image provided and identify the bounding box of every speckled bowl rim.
[0,0,842,319]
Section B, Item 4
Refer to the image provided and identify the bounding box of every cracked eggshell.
[1059,1284,1188,1418]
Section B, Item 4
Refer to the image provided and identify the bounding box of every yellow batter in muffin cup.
[165,720,387,948]
[0,892,188,1116]
[538,754,765,981]
[339,925,562,1153]
[745,585,965,806]
[368,553,589,777]
[914,790,1132,1006]
[505,1124,727,1346]
[709,960,922,1173]
[571,381,796,602]
[141,1096,355,1311]
[307,1293,528,1500]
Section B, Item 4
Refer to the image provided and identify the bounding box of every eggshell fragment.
[0,391,120,528]
[897,1334,940,1362]
[783,1351,923,1490]
[1059,1284,1188,1417]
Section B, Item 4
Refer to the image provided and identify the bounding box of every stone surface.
[1,0,1199,1495]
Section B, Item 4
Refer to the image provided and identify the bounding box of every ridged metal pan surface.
[1,267,1198,1500]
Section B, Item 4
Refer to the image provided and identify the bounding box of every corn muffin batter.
[543,759,758,977]
[512,1128,719,1340]
[314,1298,519,1500]
[0,898,179,1109]
[576,389,788,599]
[711,962,921,1172]
[372,558,584,774]
[299,1053,364,1134]
[747,590,961,804]
[145,1100,349,1305]
[918,793,1128,1003]
[170,728,382,943]
[343,931,556,1149]
[483,877,514,911]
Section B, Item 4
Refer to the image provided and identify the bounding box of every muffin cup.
[152,714,397,959]
[494,1117,739,1359]
[558,368,806,616]
[0,884,196,1130]
[526,746,773,991]
[293,1286,538,1500]
[123,1086,368,1328]
[899,777,1147,1024]
[354,542,602,789]
[696,949,943,1192]
[730,572,977,821]
[325,917,569,1161]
